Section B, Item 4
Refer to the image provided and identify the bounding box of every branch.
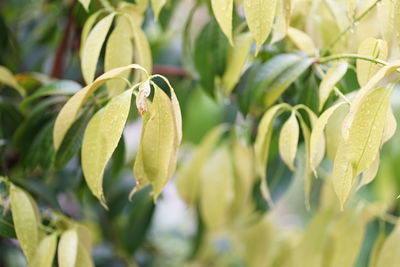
[153,65,189,77]
[51,0,76,78]
[318,53,388,65]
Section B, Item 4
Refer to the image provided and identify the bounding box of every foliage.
[1,0,400,266]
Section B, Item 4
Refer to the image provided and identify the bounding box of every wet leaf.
[211,0,234,45]
[319,61,348,110]
[279,111,299,170]
[287,27,317,56]
[31,234,57,267]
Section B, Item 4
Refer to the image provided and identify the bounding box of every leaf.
[0,65,25,96]
[199,146,234,230]
[346,86,392,175]
[377,0,396,44]
[222,32,252,93]
[176,125,226,205]
[325,103,349,161]
[58,229,78,267]
[271,0,291,43]
[358,153,380,189]
[134,86,178,200]
[211,0,234,45]
[53,64,148,149]
[31,234,57,267]
[263,57,313,107]
[287,27,317,56]
[376,222,400,267]
[75,244,94,267]
[130,21,153,77]
[319,61,348,110]
[20,80,81,110]
[151,0,167,21]
[310,102,347,173]
[105,16,133,97]
[10,185,40,263]
[254,103,289,203]
[382,105,397,144]
[80,10,104,57]
[356,38,388,87]
[279,111,299,170]
[81,13,116,84]
[82,89,133,206]
[244,0,277,53]
[79,0,90,11]
[369,231,386,267]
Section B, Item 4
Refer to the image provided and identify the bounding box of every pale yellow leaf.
[271,0,291,43]
[81,13,116,84]
[211,0,234,45]
[128,19,153,77]
[151,0,167,21]
[244,0,277,53]
[358,153,380,189]
[80,11,104,57]
[356,38,388,87]
[58,229,78,267]
[53,64,148,149]
[199,146,234,230]
[254,103,289,203]
[76,224,93,254]
[382,105,397,145]
[0,65,25,96]
[319,61,348,110]
[310,102,347,172]
[377,0,396,43]
[75,243,94,267]
[79,0,90,11]
[376,222,400,267]
[31,234,57,267]
[176,125,226,205]
[82,89,133,206]
[279,111,299,171]
[326,103,349,161]
[287,27,317,56]
[10,185,40,263]
[222,32,252,93]
[105,16,133,96]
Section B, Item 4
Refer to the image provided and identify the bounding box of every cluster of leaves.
[2,0,400,266]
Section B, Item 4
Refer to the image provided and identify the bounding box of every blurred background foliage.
[1,0,400,266]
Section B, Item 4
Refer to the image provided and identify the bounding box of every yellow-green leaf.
[135,86,177,200]
[0,65,25,96]
[222,32,252,93]
[244,0,277,53]
[79,0,90,11]
[151,0,167,21]
[10,185,40,263]
[129,20,153,77]
[382,105,397,145]
[346,86,392,175]
[356,38,388,87]
[310,102,347,173]
[211,0,234,45]
[271,0,291,43]
[199,146,234,230]
[82,89,133,206]
[358,153,380,189]
[31,234,57,267]
[376,222,400,267]
[80,11,104,57]
[279,111,299,170]
[287,27,317,56]
[319,61,348,110]
[326,103,350,161]
[58,229,78,267]
[75,243,94,267]
[105,16,133,96]
[81,13,116,84]
[254,103,289,203]
[377,0,396,43]
[53,64,148,149]
[176,125,226,205]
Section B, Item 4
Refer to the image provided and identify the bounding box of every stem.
[318,53,388,65]
[321,0,382,56]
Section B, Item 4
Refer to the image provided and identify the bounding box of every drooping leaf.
[279,111,299,170]
[105,16,133,96]
[254,103,289,202]
[222,32,252,93]
[81,13,116,84]
[58,228,78,267]
[356,38,388,87]
[358,153,380,189]
[271,0,291,43]
[53,64,147,149]
[244,0,277,53]
[10,185,40,264]
[382,105,397,144]
[318,61,348,110]
[176,125,226,205]
[82,89,133,206]
[80,10,104,57]
[0,65,25,96]
[199,146,234,230]
[75,244,94,267]
[287,27,317,56]
[211,0,234,45]
[31,234,57,267]
[79,0,91,11]
[151,0,167,21]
